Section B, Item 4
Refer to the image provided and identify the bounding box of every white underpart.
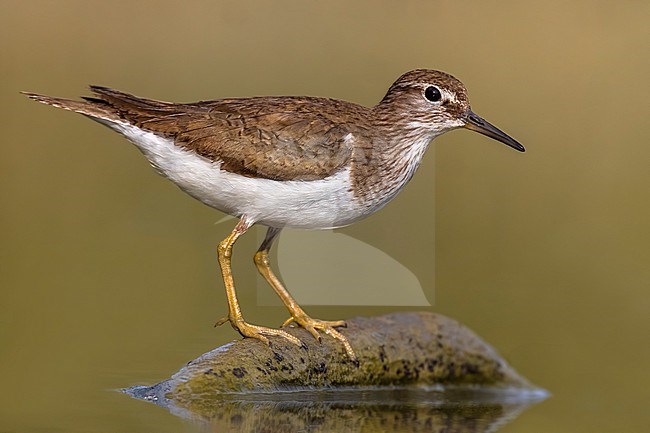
[104,121,365,229]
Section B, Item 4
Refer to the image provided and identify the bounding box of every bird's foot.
[282,314,356,361]
[215,316,305,348]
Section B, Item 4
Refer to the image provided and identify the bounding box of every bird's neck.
[349,122,433,210]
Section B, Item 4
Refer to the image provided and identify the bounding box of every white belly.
[110,123,367,229]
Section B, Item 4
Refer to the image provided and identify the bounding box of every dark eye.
[424,86,442,102]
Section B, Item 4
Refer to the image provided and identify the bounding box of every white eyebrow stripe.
[441,88,459,104]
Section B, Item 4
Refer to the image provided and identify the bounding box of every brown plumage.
[27,86,372,181]
[94,86,377,181]
[24,69,524,209]
[25,71,474,199]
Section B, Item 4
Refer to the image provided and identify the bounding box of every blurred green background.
[1,1,648,432]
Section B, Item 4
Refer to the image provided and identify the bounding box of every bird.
[24,69,524,361]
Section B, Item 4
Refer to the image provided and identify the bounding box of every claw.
[280,314,356,361]
[322,326,357,362]
[304,325,321,342]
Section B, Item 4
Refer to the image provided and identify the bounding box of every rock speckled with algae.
[133,312,533,405]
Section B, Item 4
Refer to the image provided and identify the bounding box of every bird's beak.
[463,110,525,152]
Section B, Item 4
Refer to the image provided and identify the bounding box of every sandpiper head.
[379,69,525,152]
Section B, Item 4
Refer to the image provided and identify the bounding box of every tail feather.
[22,91,124,124]
[23,85,175,122]
[23,86,190,135]
[88,85,173,110]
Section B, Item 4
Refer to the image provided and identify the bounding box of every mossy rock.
[129,312,537,409]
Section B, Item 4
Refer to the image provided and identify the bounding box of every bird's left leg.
[214,218,303,348]
[254,227,356,360]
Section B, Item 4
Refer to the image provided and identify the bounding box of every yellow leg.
[214,219,303,348]
[254,227,356,361]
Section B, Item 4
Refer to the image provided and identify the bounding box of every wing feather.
[87,88,359,180]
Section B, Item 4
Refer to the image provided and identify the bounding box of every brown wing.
[87,86,357,181]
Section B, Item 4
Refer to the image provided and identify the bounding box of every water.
[124,386,548,432]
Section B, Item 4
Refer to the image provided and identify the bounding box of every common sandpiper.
[24,69,524,361]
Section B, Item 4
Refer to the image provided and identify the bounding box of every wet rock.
[136,312,534,403]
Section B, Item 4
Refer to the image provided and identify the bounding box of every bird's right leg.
[254,226,355,361]
[214,218,303,348]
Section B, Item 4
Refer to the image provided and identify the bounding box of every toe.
[281,317,296,328]
[276,330,303,347]
[255,333,271,346]
[321,319,346,328]
[322,327,357,361]
[278,315,356,360]
[214,316,229,327]
[311,329,323,343]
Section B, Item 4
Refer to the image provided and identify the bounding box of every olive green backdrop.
[1,1,648,432]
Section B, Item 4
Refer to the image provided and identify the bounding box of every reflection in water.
[126,386,547,433]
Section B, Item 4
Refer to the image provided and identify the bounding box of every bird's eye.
[424,86,442,103]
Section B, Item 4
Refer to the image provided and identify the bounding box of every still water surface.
[125,386,548,432]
